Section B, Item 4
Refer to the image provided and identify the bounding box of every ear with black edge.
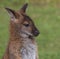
[20,3,28,13]
[5,8,19,19]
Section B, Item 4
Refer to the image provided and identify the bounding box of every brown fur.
[2,3,39,59]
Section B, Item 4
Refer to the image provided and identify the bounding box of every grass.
[0,0,60,59]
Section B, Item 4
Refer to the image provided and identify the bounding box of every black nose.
[35,30,40,36]
[33,30,40,36]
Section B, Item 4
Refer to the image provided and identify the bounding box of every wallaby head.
[5,3,40,38]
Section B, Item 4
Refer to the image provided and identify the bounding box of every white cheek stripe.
[20,30,33,38]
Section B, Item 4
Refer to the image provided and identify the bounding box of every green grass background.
[0,0,60,59]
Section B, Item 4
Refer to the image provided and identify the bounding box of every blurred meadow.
[0,0,60,59]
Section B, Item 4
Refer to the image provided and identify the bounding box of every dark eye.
[23,24,29,27]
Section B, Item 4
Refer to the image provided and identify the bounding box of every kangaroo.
[3,3,40,59]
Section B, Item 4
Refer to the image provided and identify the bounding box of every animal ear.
[20,3,28,13]
[5,8,19,19]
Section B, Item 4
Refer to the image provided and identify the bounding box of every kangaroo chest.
[20,39,36,59]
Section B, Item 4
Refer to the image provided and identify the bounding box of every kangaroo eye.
[23,24,29,27]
